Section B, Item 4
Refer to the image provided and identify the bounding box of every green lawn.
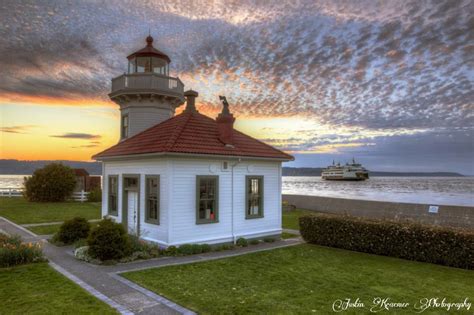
[0,263,116,314]
[27,222,100,235]
[282,209,314,230]
[281,232,299,239]
[123,244,474,314]
[0,197,101,224]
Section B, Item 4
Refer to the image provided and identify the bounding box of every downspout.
[231,158,241,244]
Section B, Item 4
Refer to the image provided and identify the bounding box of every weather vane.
[219,95,230,115]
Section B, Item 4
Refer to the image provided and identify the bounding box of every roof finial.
[146,33,153,47]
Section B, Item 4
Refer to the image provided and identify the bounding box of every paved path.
[22,219,101,227]
[283,228,301,235]
[1,217,303,314]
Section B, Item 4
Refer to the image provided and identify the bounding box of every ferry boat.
[321,158,369,181]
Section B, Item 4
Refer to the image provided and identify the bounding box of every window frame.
[121,114,129,139]
[145,175,160,225]
[196,175,219,224]
[107,175,119,216]
[245,175,264,219]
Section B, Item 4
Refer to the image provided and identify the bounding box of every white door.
[127,191,138,234]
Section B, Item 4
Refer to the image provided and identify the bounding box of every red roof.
[93,112,294,161]
[127,36,171,63]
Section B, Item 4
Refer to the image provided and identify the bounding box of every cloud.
[51,133,101,140]
[0,0,473,165]
[0,125,37,134]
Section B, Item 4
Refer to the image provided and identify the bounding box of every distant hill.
[0,159,102,175]
[0,160,466,177]
[282,167,465,177]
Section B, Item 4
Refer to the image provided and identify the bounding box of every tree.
[23,163,76,202]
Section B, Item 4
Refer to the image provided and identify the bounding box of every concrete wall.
[283,194,474,230]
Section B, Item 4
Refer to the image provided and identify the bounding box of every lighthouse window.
[196,176,219,224]
[246,176,264,219]
[122,115,129,139]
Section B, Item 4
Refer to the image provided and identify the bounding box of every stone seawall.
[282,194,474,230]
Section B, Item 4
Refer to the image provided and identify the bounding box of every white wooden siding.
[169,158,282,245]
[102,157,282,246]
[102,158,170,244]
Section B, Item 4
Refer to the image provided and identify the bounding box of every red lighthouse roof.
[92,111,294,161]
[127,35,171,63]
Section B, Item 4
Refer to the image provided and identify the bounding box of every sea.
[1,175,473,207]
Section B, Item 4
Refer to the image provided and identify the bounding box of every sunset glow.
[0,0,472,173]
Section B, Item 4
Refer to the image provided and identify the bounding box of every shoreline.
[283,194,474,230]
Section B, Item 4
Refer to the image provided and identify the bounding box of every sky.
[0,0,473,174]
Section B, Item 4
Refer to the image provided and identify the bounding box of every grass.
[123,244,474,314]
[27,222,100,235]
[0,197,101,224]
[281,232,299,239]
[282,209,314,230]
[0,263,116,314]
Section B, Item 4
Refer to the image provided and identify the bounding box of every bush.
[249,239,260,245]
[299,214,474,269]
[165,245,178,256]
[177,243,212,255]
[0,233,45,267]
[73,238,88,249]
[236,237,248,247]
[23,163,76,202]
[87,219,130,261]
[87,187,102,202]
[55,217,90,245]
[263,237,275,243]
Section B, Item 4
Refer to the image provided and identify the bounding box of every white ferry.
[321,158,369,181]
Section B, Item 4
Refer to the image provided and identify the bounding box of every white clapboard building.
[93,36,293,246]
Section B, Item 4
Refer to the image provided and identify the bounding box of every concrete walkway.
[1,217,303,314]
[282,228,301,235]
[21,219,101,227]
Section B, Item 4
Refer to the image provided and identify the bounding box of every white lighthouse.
[109,35,185,140]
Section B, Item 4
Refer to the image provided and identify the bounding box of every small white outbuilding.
[93,36,293,246]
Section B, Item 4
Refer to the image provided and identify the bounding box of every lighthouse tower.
[109,36,185,140]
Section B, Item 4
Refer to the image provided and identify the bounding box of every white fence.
[0,188,90,202]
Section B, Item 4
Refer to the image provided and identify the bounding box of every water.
[1,175,472,206]
[283,176,474,206]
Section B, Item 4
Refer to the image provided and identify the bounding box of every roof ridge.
[165,112,193,151]
[91,114,185,159]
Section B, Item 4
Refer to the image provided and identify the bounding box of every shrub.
[299,214,474,269]
[177,243,211,255]
[128,235,161,258]
[87,187,102,202]
[263,237,275,243]
[201,244,212,253]
[165,246,178,256]
[55,217,90,245]
[0,233,45,267]
[73,238,88,249]
[23,163,76,202]
[236,237,248,247]
[249,239,260,245]
[87,219,130,261]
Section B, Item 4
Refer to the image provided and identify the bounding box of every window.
[145,175,159,224]
[124,177,137,190]
[246,176,264,219]
[108,175,118,215]
[196,176,219,224]
[122,115,129,139]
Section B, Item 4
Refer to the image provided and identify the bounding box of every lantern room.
[126,35,170,75]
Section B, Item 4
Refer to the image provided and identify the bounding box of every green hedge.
[299,214,474,269]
